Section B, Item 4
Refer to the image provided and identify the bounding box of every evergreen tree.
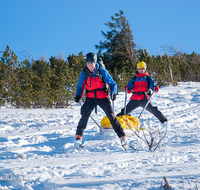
[1,45,20,106]
[0,60,6,106]
[16,59,34,107]
[95,10,137,73]
[67,52,85,72]
[67,53,85,95]
[49,56,68,76]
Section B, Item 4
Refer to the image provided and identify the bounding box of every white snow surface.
[1,82,200,190]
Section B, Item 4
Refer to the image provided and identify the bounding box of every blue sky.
[1,0,200,62]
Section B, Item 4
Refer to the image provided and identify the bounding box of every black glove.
[74,95,81,103]
[111,93,116,101]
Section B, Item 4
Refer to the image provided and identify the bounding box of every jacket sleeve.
[76,70,85,97]
[127,77,134,91]
[149,77,157,90]
[101,68,117,95]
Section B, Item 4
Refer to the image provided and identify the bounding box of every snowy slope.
[0,82,200,190]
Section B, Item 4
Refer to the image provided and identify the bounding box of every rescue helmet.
[85,52,97,63]
[137,61,147,70]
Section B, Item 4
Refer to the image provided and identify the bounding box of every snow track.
[0,82,200,189]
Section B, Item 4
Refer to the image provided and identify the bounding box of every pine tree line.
[0,10,200,108]
[0,45,200,108]
[0,46,85,108]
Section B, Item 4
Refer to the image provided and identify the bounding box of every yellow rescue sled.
[101,115,141,132]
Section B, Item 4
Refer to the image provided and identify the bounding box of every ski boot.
[74,135,84,149]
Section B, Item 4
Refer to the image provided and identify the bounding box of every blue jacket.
[76,63,117,99]
[127,71,156,100]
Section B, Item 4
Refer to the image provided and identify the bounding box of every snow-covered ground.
[1,82,200,190]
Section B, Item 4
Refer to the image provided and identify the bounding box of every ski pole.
[89,115,104,134]
[124,87,128,115]
[138,91,154,119]
[111,91,115,114]
[112,100,114,113]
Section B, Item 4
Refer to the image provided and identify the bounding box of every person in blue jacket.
[117,61,168,127]
[74,52,126,148]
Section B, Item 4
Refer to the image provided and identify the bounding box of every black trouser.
[117,100,168,124]
[76,97,125,138]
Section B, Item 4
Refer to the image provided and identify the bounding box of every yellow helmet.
[137,61,147,70]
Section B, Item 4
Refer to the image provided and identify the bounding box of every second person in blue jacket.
[117,61,168,127]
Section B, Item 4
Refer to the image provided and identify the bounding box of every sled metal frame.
[128,118,168,151]
[123,90,168,151]
[138,91,168,150]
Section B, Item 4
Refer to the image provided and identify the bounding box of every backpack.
[96,56,105,82]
